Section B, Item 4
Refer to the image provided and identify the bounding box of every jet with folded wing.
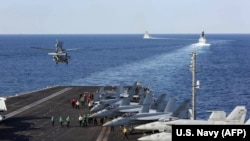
[137,106,247,141]
[134,110,225,132]
[90,82,144,113]
[89,91,167,119]
[103,98,191,127]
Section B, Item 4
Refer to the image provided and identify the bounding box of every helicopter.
[31,41,71,64]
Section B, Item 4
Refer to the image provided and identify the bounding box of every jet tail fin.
[140,91,153,113]
[163,97,177,113]
[120,97,130,106]
[151,93,167,112]
[127,84,136,100]
[172,99,191,119]
[115,82,125,99]
[140,105,150,113]
[138,88,145,105]
[207,110,226,121]
[142,91,153,105]
[93,87,104,102]
[226,106,247,124]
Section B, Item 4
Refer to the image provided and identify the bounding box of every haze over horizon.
[1,0,249,34]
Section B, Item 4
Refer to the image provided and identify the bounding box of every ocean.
[0,34,250,120]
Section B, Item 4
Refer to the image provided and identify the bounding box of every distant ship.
[143,31,152,39]
[198,31,206,44]
[194,31,211,46]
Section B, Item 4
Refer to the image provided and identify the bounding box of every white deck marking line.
[96,127,106,141]
[101,126,111,141]
[5,88,72,119]
[96,127,110,141]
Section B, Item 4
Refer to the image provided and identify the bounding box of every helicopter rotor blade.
[31,46,54,51]
[48,52,67,56]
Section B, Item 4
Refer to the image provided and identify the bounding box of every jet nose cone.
[137,135,151,141]
[90,107,96,112]
[89,111,105,118]
[134,125,145,130]
[103,121,113,127]
[89,113,97,118]
[90,106,99,113]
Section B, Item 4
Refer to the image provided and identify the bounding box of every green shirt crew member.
[51,116,55,126]
[59,116,63,127]
[66,116,70,127]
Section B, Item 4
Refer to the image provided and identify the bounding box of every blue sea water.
[0,34,250,120]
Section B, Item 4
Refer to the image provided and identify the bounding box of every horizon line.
[1,33,250,35]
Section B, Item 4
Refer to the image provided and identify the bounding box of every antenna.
[189,51,201,120]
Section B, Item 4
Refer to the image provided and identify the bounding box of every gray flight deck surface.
[0,86,145,141]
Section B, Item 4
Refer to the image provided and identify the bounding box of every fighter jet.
[90,91,144,118]
[118,93,168,113]
[93,82,142,103]
[102,98,191,127]
[93,86,115,103]
[90,82,149,113]
[97,90,153,123]
[89,92,167,119]
[0,97,7,121]
[90,82,127,113]
[135,106,247,133]
[165,106,247,125]
[137,106,247,141]
[134,110,224,132]
[116,88,149,113]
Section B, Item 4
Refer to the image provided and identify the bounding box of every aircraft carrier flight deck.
[0,86,145,141]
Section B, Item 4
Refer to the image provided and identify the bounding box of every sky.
[0,0,249,34]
